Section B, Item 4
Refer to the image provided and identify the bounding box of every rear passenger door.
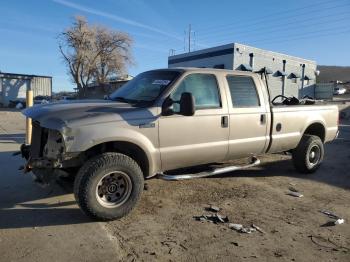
[159,73,229,171]
[225,75,269,158]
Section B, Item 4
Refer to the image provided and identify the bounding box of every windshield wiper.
[113,96,134,103]
[112,96,151,107]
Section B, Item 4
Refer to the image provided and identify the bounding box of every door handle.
[221,116,228,128]
[260,114,266,124]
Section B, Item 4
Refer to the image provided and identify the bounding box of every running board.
[158,157,260,181]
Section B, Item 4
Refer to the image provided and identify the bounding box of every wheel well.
[83,141,150,177]
[303,123,325,142]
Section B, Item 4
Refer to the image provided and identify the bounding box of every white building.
[0,72,52,106]
[168,43,317,99]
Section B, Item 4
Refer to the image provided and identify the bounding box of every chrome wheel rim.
[96,171,132,208]
[308,145,321,167]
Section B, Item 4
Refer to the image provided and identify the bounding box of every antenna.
[169,49,176,56]
[188,24,191,53]
[184,24,195,53]
[193,31,196,51]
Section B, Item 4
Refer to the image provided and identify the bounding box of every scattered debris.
[320,210,340,219]
[287,191,303,198]
[195,207,264,235]
[194,213,229,224]
[228,223,256,234]
[320,210,345,226]
[228,223,243,231]
[205,205,220,212]
[230,242,239,246]
[288,186,299,192]
[251,224,265,234]
[334,218,345,225]
[240,227,256,234]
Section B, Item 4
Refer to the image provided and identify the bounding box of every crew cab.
[20,68,339,220]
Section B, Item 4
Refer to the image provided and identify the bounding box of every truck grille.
[30,121,48,158]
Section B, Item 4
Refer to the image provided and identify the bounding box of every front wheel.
[74,152,144,220]
[292,135,324,174]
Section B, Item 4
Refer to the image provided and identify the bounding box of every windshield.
[109,70,181,104]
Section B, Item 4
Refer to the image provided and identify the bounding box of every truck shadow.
[210,155,350,191]
[0,150,92,229]
[209,112,350,190]
[0,208,91,229]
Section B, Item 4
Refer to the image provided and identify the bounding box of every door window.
[171,73,221,110]
[226,75,260,107]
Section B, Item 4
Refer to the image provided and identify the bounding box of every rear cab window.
[226,75,260,107]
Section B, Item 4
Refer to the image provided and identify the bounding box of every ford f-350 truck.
[20,68,338,220]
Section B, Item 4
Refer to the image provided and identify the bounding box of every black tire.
[292,135,324,174]
[74,152,144,220]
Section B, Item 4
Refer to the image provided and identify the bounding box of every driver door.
[158,73,229,171]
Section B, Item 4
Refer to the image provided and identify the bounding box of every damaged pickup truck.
[20,68,339,220]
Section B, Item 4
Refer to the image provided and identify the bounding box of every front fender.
[65,123,160,176]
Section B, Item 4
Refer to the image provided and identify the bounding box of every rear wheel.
[292,135,324,174]
[74,152,144,220]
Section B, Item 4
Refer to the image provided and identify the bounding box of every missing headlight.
[43,130,65,159]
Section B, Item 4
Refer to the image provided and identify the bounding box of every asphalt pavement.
[0,110,123,262]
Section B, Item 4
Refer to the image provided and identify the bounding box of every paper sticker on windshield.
[152,80,171,85]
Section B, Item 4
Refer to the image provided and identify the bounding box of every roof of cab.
[147,67,257,76]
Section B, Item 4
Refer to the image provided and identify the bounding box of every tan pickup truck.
[20,68,339,220]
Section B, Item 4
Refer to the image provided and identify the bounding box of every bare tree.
[59,16,132,96]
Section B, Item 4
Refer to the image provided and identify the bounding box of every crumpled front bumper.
[19,144,63,173]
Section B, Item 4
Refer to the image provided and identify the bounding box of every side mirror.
[179,92,195,116]
[161,97,174,116]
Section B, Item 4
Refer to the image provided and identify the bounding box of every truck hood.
[22,100,155,130]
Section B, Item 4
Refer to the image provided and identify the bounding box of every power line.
[195,0,349,33]
[197,10,350,41]
[200,15,350,45]
[252,28,350,46]
[209,24,350,47]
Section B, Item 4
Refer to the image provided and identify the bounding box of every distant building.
[0,72,52,106]
[84,75,133,99]
[168,43,317,99]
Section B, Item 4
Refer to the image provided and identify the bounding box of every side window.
[171,73,221,110]
[226,75,260,107]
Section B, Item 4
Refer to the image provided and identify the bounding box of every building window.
[226,75,260,107]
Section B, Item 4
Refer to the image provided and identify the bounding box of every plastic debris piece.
[229,223,256,234]
[194,213,228,224]
[229,223,243,231]
[240,227,256,234]
[251,224,265,234]
[288,186,299,192]
[217,214,229,223]
[320,210,340,219]
[206,205,220,212]
[287,192,303,198]
[334,218,345,225]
